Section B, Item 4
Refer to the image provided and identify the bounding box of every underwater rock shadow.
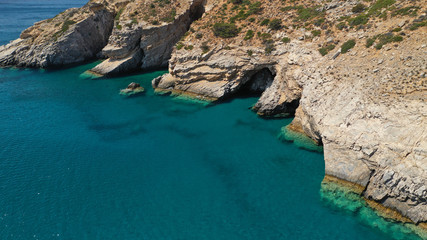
[87,119,152,142]
[162,124,204,139]
[234,118,281,136]
[201,154,291,237]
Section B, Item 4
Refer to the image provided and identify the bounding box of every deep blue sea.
[0,1,424,239]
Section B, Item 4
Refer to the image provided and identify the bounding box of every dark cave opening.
[234,68,275,98]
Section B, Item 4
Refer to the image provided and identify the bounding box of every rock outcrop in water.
[0,0,426,227]
[120,82,144,96]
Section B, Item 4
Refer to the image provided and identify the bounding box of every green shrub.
[318,44,335,56]
[247,2,262,15]
[297,7,322,21]
[374,43,383,49]
[62,20,76,32]
[195,33,203,39]
[370,33,404,49]
[184,45,194,50]
[281,37,290,43]
[326,44,336,51]
[336,22,347,30]
[280,6,298,12]
[269,19,282,30]
[212,22,240,38]
[378,11,388,20]
[314,18,326,26]
[260,19,270,26]
[409,21,426,31]
[176,42,184,50]
[244,30,254,40]
[391,27,401,32]
[259,33,272,42]
[115,8,124,21]
[311,30,321,37]
[161,8,176,22]
[264,42,275,55]
[247,50,253,56]
[391,6,419,17]
[200,42,210,53]
[368,0,395,16]
[352,3,366,13]
[341,39,356,53]
[365,38,375,47]
[348,15,369,26]
[391,35,403,42]
[318,48,328,56]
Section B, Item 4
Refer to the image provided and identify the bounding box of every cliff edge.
[152,0,427,224]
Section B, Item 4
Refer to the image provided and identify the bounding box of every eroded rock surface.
[0,0,115,67]
[89,0,207,76]
[153,0,427,224]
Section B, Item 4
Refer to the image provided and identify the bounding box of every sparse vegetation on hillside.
[179,0,426,59]
[341,39,356,53]
[212,22,240,38]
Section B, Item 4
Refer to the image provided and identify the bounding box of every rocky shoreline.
[0,0,426,228]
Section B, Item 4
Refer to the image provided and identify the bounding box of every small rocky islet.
[0,0,426,235]
[119,82,145,96]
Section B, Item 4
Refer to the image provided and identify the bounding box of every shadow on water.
[163,124,204,139]
[201,154,290,238]
[87,117,159,142]
[233,119,282,137]
[90,123,147,142]
[202,155,260,218]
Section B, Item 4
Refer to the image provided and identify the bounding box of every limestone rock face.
[90,48,143,75]
[0,0,208,71]
[154,43,310,117]
[89,0,207,76]
[0,1,114,68]
[152,0,427,224]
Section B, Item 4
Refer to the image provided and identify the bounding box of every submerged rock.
[119,82,144,96]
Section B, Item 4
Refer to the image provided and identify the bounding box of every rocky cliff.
[152,0,427,225]
[0,0,426,228]
[0,0,115,67]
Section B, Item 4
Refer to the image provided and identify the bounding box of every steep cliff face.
[90,0,209,76]
[0,0,209,71]
[0,0,115,67]
[153,0,427,224]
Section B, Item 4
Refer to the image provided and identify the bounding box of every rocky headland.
[0,0,426,229]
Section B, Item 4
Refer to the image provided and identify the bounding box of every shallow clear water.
[0,1,423,240]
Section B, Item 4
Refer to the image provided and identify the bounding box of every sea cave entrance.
[235,68,275,98]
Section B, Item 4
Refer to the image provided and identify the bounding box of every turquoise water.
[0,1,424,240]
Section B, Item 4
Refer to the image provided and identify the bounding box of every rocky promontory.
[0,0,426,229]
[152,0,427,225]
